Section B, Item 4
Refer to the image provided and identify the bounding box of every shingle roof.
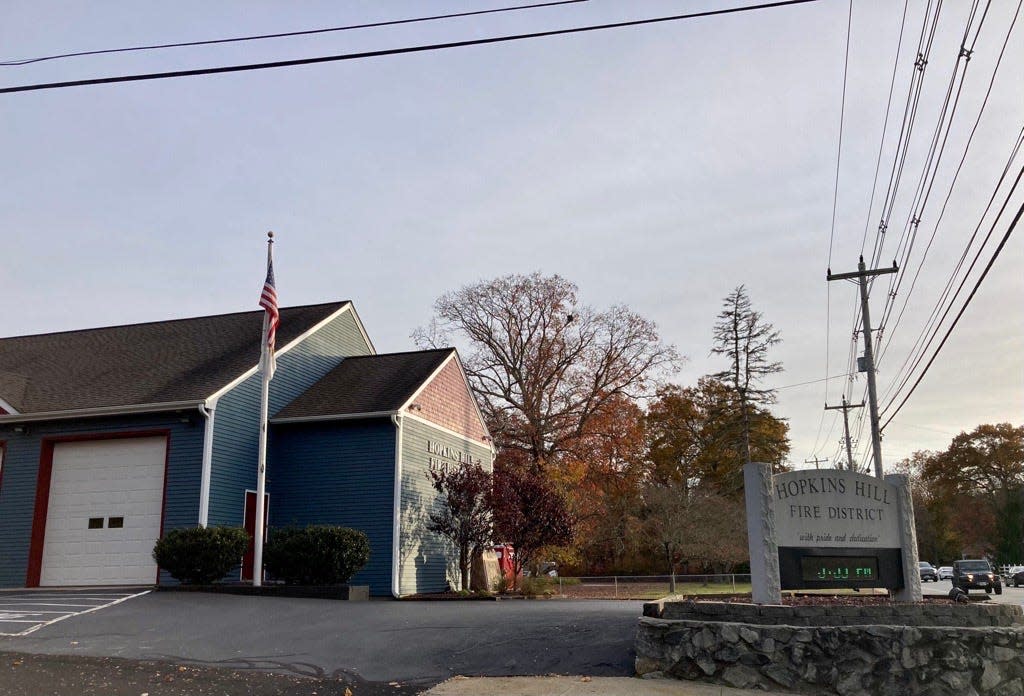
[273,348,454,420]
[0,302,349,415]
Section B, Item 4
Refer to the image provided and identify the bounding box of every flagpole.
[253,232,274,587]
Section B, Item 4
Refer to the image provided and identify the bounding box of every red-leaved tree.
[426,463,493,591]
[491,465,574,587]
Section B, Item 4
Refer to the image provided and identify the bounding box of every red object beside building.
[492,544,516,582]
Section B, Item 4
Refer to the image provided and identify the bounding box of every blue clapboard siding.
[207,307,372,528]
[398,417,493,595]
[268,419,395,596]
[0,413,204,588]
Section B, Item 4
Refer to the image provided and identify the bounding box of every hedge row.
[153,525,370,585]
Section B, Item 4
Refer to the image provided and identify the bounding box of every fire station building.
[0,301,493,596]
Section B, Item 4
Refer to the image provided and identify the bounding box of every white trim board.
[0,400,201,425]
[399,351,493,443]
[205,302,362,403]
[402,412,492,450]
[398,351,456,411]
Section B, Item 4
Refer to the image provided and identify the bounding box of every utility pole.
[825,395,864,471]
[827,256,897,479]
[804,456,829,470]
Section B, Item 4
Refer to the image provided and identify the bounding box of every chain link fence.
[550,574,753,600]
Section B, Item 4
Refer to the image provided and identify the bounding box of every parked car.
[1008,566,1024,587]
[918,562,938,582]
[952,559,1002,595]
[523,562,558,578]
[937,566,954,581]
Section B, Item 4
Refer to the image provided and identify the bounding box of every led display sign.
[800,556,879,583]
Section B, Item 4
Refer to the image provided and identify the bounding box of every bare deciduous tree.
[642,484,747,591]
[415,272,679,471]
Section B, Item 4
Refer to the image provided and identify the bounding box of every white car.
[937,566,954,581]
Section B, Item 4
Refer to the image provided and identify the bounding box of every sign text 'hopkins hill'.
[426,440,483,474]
[771,470,900,548]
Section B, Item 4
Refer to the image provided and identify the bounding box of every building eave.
[0,400,204,425]
[270,410,399,425]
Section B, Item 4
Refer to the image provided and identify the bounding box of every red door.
[242,491,269,581]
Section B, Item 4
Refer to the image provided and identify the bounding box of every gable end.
[404,356,489,444]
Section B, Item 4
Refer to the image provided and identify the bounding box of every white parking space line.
[0,598,116,602]
[0,603,101,608]
[0,590,150,637]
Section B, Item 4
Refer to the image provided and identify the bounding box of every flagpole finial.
[267,230,274,242]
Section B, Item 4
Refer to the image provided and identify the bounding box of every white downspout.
[198,400,217,527]
[391,413,404,598]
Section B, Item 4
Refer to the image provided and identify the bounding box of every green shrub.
[264,525,370,585]
[520,575,556,597]
[494,574,512,594]
[153,526,250,585]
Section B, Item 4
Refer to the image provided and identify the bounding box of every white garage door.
[41,436,167,586]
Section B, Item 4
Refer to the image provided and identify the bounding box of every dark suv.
[952,559,1002,595]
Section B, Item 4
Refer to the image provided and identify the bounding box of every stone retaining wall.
[636,601,1024,695]
[644,598,1024,627]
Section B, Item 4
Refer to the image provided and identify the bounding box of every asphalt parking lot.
[0,591,642,691]
[921,579,1024,605]
[0,589,150,637]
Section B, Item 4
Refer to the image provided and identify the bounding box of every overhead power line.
[880,126,1024,409]
[0,0,823,95]
[881,165,1024,431]
[0,0,590,67]
[875,0,1020,371]
[860,0,911,256]
[827,0,854,269]
[776,374,852,391]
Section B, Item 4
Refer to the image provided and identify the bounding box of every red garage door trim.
[27,429,172,588]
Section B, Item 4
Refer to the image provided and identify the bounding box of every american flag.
[259,251,279,378]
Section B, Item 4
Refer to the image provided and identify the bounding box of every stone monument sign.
[744,462,922,603]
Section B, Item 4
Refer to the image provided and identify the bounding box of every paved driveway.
[0,592,642,689]
[0,588,150,637]
[922,579,1024,606]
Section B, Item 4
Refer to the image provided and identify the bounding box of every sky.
[2,0,1021,472]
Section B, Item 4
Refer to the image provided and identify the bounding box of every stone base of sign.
[636,600,1024,695]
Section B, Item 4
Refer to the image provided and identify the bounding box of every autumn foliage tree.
[646,379,789,496]
[918,423,1024,563]
[415,272,679,473]
[426,463,493,591]
[555,395,648,574]
[491,465,574,586]
[893,452,963,564]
